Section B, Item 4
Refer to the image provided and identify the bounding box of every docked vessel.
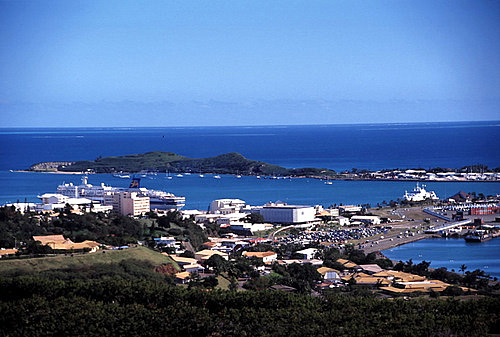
[56,176,185,210]
[464,231,492,243]
[403,183,439,202]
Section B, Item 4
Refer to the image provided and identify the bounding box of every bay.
[1,171,498,211]
[382,238,500,279]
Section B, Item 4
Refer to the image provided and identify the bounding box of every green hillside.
[29,151,337,177]
[0,246,179,275]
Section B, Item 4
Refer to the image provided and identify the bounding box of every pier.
[424,219,472,234]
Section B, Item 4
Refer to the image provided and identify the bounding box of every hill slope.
[29,151,336,177]
[0,246,179,275]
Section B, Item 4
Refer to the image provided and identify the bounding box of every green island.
[28,151,336,177]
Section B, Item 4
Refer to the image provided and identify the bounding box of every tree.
[202,275,218,288]
[245,213,265,224]
[205,254,229,275]
[180,250,195,258]
[460,264,467,275]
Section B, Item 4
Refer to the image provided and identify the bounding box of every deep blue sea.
[383,238,500,279]
[0,122,499,272]
[1,121,499,172]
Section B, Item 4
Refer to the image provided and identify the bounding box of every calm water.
[1,171,499,211]
[383,238,500,279]
[1,121,499,172]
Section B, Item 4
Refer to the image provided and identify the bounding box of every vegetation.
[0,207,207,252]
[29,151,337,177]
[0,274,499,337]
[0,246,179,276]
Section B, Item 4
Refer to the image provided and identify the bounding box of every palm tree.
[460,264,467,274]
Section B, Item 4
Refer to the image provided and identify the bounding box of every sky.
[0,0,499,127]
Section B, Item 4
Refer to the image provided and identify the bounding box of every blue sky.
[0,0,498,127]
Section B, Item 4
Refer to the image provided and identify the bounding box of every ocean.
[382,237,500,279]
[1,121,499,172]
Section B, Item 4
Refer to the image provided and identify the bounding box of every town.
[1,178,499,298]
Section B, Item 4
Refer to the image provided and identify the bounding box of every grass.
[0,246,179,274]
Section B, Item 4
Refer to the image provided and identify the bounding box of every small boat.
[176,174,183,178]
[256,176,261,179]
[236,175,242,178]
[199,174,204,178]
[464,231,492,242]
[324,181,333,185]
[167,176,173,180]
[214,175,221,179]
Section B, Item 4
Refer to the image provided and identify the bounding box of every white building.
[37,193,112,212]
[210,199,246,214]
[337,216,350,227]
[112,191,150,216]
[229,222,274,234]
[295,248,318,260]
[259,203,316,224]
[242,251,278,263]
[350,215,381,226]
[339,205,362,213]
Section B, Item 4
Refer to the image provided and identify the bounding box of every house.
[153,236,176,247]
[242,251,278,263]
[194,249,229,262]
[167,255,198,267]
[0,248,18,258]
[279,259,323,266]
[317,267,341,282]
[336,258,359,270]
[183,263,205,274]
[342,272,392,286]
[175,271,191,284]
[358,264,384,274]
[32,235,101,252]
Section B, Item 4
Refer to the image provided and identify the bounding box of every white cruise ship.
[403,183,439,202]
[57,176,185,210]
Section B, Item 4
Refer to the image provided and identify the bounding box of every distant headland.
[27,152,500,181]
[27,151,336,178]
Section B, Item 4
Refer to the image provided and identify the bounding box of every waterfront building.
[259,203,316,224]
[210,199,246,214]
[37,193,112,213]
[339,205,362,213]
[112,191,150,216]
[350,215,381,226]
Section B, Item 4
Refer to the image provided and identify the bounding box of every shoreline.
[10,170,500,182]
[361,233,437,255]
[13,170,89,175]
